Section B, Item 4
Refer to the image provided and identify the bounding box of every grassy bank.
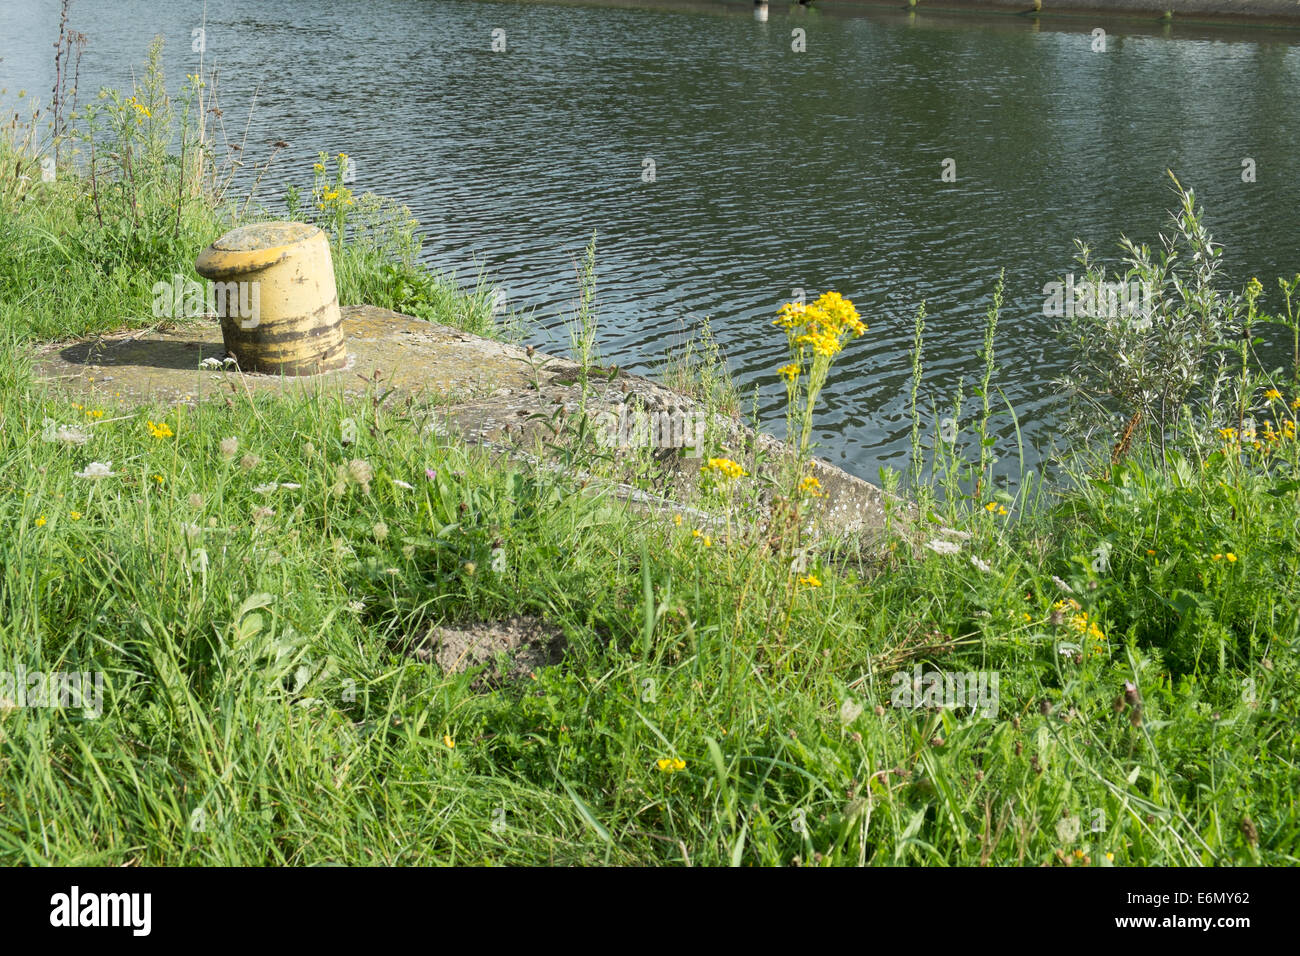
[0,39,511,344]
[1,48,1297,867]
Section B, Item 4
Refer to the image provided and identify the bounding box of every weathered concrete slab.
[31,305,900,538]
[32,305,540,405]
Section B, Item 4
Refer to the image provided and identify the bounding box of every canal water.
[3,0,1300,485]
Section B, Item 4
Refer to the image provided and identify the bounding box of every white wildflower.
[74,460,115,479]
[924,539,962,556]
[1051,575,1074,594]
[970,555,991,573]
[391,479,414,491]
[42,419,91,445]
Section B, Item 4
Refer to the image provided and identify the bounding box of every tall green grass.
[2,300,1296,863]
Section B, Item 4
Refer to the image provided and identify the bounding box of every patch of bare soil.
[413,615,566,687]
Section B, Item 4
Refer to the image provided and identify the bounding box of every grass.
[659,315,742,422]
[0,44,513,346]
[0,46,1296,868]
[2,331,1296,864]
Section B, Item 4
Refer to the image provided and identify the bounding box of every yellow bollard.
[194,221,348,376]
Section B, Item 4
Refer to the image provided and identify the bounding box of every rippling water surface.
[4,0,1300,483]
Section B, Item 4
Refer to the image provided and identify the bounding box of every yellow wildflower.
[35,515,46,527]
[1264,388,1282,401]
[798,474,822,496]
[1060,604,1106,641]
[777,363,799,382]
[656,757,686,773]
[69,511,82,520]
[773,302,807,330]
[703,457,747,481]
[146,420,173,439]
[443,734,455,749]
[794,331,841,357]
[811,291,866,337]
[798,574,822,588]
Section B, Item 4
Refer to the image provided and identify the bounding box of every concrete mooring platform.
[31,304,899,538]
